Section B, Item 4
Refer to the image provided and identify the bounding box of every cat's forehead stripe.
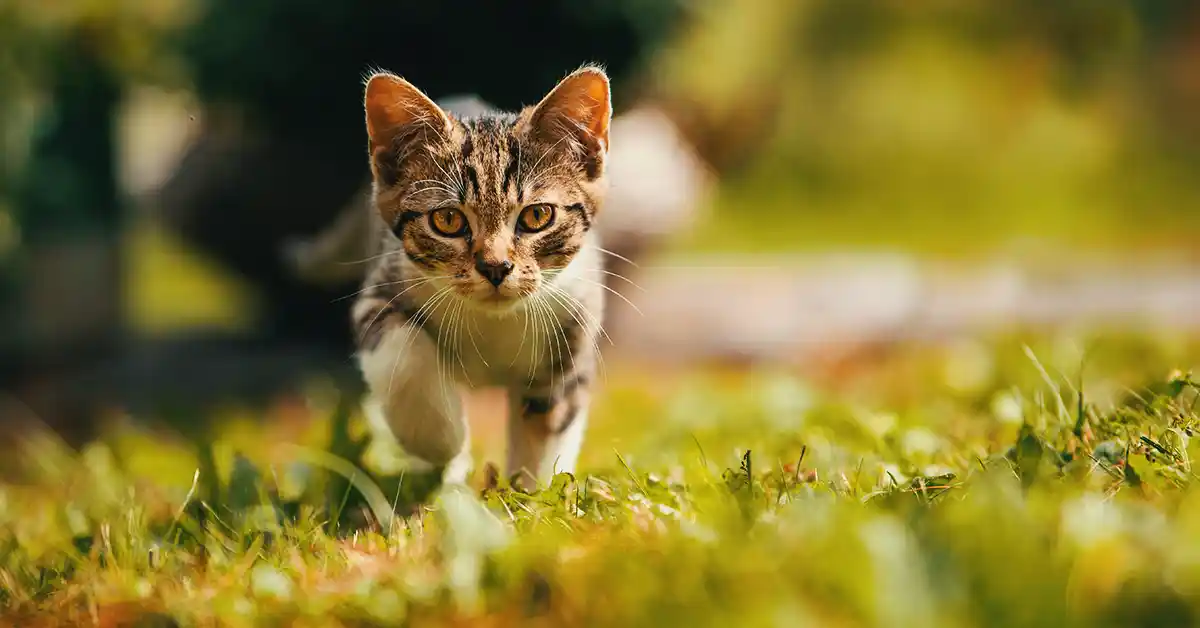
[458,115,520,212]
[502,138,522,201]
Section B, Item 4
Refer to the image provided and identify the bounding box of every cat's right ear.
[364,72,450,152]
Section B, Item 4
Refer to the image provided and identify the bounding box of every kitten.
[353,67,612,490]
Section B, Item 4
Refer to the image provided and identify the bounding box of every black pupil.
[528,208,542,224]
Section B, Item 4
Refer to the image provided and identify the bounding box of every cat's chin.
[465,292,526,317]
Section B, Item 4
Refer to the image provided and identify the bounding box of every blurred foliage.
[0,0,192,354]
[3,0,1200,260]
[1,331,1199,625]
[0,0,192,189]
[652,0,1200,255]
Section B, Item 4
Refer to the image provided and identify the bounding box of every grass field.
[1,331,1198,627]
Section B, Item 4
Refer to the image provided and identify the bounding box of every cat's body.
[352,68,612,488]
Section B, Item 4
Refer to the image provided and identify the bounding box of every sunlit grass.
[1,332,1198,626]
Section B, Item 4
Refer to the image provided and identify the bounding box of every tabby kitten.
[353,67,611,489]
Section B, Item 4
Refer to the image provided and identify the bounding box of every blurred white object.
[599,106,715,250]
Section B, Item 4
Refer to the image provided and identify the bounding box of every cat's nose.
[474,254,514,287]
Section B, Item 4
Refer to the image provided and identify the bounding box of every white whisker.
[526,134,575,189]
[463,307,490,369]
[541,286,603,381]
[511,298,532,369]
[522,160,574,192]
[574,276,644,317]
[544,283,613,348]
[429,158,465,200]
[435,292,456,409]
[448,296,472,387]
[546,283,610,347]
[403,185,457,202]
[523,297,543,384]
[387,285,455,397]
[596,247,638,268]
[334,248,407,268]
[542,294,575,382]
[336,274,451,303]
[573,268,646,292]
[356,276,448,347]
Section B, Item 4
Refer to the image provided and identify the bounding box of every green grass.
[2,332,1199,627]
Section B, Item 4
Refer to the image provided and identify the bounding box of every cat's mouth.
[480,292,515,305]
[466,291,527,317]
[447,274,537,314]
[453,283,527,312]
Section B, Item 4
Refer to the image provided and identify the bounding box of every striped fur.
[353,67,611,490]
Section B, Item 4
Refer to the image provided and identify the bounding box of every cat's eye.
[429,207,468,237]
[517,204,555,233]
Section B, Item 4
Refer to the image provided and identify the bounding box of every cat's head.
[364,66,611,312]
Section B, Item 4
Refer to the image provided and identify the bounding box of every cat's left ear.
[364,71,450,151]
[526,66,612,167]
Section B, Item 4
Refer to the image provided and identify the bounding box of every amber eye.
[517,204,555,233]
[429,207,468,237]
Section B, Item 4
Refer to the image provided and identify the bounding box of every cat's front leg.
[354,296,471,484]
[508,369,592,490]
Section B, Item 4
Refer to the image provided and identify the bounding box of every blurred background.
[1,0,1198,447]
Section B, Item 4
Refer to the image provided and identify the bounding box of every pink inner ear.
[543,72,611,146]
[364,76,401,142]
[364,97,395,145]
[364,74,447,145]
